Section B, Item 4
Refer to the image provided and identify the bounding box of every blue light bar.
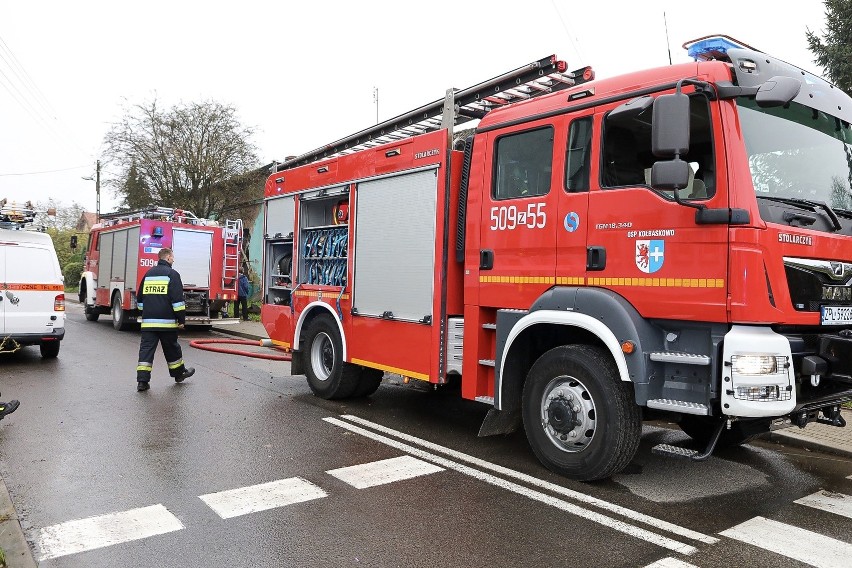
[685,36,748,62]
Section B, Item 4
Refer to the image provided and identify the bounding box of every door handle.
[587,246,606,271]
[479,249,494,270]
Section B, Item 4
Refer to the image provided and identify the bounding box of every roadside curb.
[765,429,852,459]
[0,478,37,568]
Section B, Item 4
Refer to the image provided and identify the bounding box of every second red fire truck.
[79,207,242,330]
[260,37,852,480]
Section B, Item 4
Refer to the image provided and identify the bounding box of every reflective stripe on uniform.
[167,359,184,369]
[140,320,178,328]
[172,301,186,311]
[136,364,153,371]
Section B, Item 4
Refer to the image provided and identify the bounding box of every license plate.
[821,305,852,325]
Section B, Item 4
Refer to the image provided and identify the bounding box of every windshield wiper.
[756,195,842,231]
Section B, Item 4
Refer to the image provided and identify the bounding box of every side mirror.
[756,76,801,108]
[650,159,690,191]
[652,93,690,157]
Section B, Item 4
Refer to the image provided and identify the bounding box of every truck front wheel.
[522,345,641,481]
[303,315,360,399]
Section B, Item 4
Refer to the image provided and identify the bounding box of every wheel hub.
[546,397,577,435]
[540,376,597,452]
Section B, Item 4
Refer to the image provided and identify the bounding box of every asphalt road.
[1,304,852,567]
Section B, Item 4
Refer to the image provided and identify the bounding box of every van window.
[493,127,554,200]
[4,247,60,282]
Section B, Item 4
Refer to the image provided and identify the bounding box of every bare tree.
[103,98,259,219]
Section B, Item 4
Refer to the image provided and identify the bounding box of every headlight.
[731,354,783,375]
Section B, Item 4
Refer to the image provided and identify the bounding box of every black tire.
[522,345,642,481]
[351,367,384,398]
[303,315,360,399]
[678,415,769,448]
[112,294,131,331]
[40,341,60,358]
[84,304,100,322]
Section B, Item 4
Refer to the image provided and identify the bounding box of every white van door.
[0,246,5,334]
[2,244,63,335]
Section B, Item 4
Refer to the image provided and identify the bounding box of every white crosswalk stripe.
[795,490,852,520]
[720,516,852,568]
[36,504,184,561]
[643,558,699,568]
[199,477,327,519]
[327,455,444,488]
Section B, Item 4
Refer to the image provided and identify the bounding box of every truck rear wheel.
[522,345,641,481]
[112,294,131,331]
[303,315,360,399]
[351,367,384,398]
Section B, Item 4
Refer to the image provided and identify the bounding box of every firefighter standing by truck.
[135,247,195,392]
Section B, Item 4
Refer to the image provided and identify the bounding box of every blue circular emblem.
[564,212,580,232]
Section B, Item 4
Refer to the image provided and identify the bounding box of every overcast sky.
[0,0,831,215]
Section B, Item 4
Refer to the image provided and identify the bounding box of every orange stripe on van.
[2,283,64,291]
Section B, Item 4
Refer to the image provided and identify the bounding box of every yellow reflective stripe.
[173,305,186,311]
[167,360,184,369]
[140,322,178,328]
[136,365,153,371]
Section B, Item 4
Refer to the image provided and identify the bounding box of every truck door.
[584,93,728,321]
[478,122,560,308]
[557,112,593,284]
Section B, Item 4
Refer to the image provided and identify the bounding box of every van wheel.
[522,345,641,481]
[40,341,60,358]
[112,295,131,331]
[303,315,360,399]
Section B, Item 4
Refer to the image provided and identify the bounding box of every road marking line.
[720,516,852,568]
[324,417,697,555]
[795,490,852,520]
[643,558,699,568]
[338,414,717,545]
[327,455,444,488]
[199,477,327,519]
[36,504,184,561]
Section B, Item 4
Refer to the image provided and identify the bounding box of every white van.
[0,227,66,358]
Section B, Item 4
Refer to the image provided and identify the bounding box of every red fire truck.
[79,207,242,330]
[260,37,852,480]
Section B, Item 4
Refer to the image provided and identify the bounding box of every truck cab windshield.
[739,98,852,214]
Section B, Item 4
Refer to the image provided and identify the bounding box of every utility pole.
[373,87,379,124]
[82,159,101,221]
[95,159,101,221]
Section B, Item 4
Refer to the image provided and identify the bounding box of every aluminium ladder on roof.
[275,55,593,171]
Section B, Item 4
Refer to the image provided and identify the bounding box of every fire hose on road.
[189,338,292,361]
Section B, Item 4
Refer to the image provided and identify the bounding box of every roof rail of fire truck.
[0,198,49,231]
[275,55,594,170]
[98,206,210,227]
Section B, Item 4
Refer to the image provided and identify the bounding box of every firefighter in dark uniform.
[136,247,195,391]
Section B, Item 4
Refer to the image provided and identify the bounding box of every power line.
[0,32,91,160]
[0,164,91,177]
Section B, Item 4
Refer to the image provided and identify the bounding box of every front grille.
[785,262,852,312]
